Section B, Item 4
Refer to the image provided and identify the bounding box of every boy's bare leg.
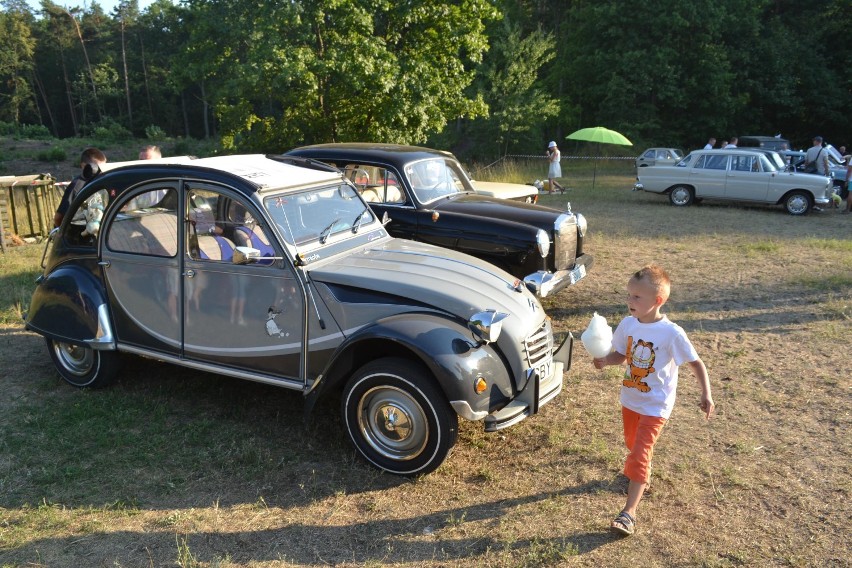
[624,479,646,517]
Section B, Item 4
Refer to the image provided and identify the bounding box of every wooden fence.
[0,174,63,252]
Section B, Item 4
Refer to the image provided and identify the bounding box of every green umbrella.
[566,126,633,188]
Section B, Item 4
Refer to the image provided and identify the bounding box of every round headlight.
[576,213,587,238]
[536,229,551,258]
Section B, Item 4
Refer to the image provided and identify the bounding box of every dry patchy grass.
[0,169,850,567]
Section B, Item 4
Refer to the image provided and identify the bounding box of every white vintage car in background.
[633,148,832,215]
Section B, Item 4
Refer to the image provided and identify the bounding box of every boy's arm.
[688,358,714,419]
[593,351,627,370]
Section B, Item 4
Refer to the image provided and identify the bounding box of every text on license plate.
[569,264,587,284]
[533,358,553,381]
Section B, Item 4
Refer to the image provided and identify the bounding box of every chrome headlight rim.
[468,310,509,344]
[535,229,551,258]
[576,213,587,238]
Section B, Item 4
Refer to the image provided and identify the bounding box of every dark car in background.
[739,136,790,152]
[285,143,592,298]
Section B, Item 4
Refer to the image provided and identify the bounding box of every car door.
[181,183,305,379]
[690,153,728,198]
[341,163,419,240]
[101,182,183,354]
[724,154,771,202]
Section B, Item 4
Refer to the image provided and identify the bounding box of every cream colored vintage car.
[634,149,832,215]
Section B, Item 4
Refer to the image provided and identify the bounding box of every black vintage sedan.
[285,144,592,297]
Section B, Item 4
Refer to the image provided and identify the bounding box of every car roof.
[287,143,456,170]
[100,154,343,192]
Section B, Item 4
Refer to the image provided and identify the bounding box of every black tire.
[341,357,458,476]
[669,185,694,206]
[784,191,811,215]
[46,338,121,388]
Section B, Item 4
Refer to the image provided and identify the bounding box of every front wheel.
[669,185,694,206]
[341,357,458,476]
[784,191,811,215]
[46,338,121,388]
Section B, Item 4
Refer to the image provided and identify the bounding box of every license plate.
[533,358,553,381]
[569,264,586,284]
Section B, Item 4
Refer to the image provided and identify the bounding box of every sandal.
[610,510,636,536]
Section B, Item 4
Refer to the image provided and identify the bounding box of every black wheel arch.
[304,312,511,417]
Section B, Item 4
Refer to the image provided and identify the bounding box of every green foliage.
[145,124,166,139]
[82,117,133,142]
[37,146,66,161]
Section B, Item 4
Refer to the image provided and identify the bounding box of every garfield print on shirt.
[624,335,654,393]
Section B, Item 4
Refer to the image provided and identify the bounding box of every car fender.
[25,264,115,349]
[305,312,513,419]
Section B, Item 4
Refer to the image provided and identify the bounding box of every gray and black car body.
[25,154,572,476]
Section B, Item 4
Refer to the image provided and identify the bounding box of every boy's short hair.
[80,147,106,165]
[631,264,671,302]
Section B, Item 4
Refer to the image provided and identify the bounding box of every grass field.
[1,160,850,567]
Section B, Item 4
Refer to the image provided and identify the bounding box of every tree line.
[1,0,850,160]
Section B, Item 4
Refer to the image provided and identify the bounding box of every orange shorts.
[622,406,667,484]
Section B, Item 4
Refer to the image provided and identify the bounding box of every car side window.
[107,187,178,257]
[185,188,274,264]
[703,154,728,170]
[344,164,405,204]
[643,150,655,159]
[731,155,755,172]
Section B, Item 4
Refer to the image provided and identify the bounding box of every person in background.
[54,147,107,228]
[546,141,566,193]
[720,140,729,148]
[843,159,852,214]
[593,264,714,537]
[723,137,738,148]
[139,145,162,160]
[703,137,716,150]
[805,136,830,176]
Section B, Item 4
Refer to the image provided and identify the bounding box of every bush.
[19,124,52,139]
[82,118,132,142]
[37,147,67,162]
[172,140,191,155]
[145,125,166,140]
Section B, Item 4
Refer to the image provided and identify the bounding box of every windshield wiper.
[319,218,341,244]
[351,209,368,234]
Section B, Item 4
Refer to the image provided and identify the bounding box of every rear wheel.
[784,191,811,215]
[669,185,694,206]
[46,338,121,388]
[341,357,458,476]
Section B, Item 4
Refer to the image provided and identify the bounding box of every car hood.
[471,180,537,199]
[429,193,563,229]
[309,238,543,332]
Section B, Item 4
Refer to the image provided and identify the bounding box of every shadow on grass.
[0,484,623,566]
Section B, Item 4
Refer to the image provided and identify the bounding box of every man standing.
[805,136,830,176]
[703,138,716,150]
[139,145,162,160]
[723,137,738,148]
[54,147,106,228]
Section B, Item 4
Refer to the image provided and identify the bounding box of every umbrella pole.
[592,143,599,189]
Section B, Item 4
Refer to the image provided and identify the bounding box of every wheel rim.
[787,194,808,214]
[357,385,429,461]
[53,341,94,376]
[671,187,691,205]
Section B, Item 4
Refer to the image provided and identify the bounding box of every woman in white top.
[547,141,566,193]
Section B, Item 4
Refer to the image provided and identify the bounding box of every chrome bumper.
[524,258,591,298]
[633,182,644,191]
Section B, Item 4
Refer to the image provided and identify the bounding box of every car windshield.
[764,152,784,171]
[405,158,473,203]
[263,183,374,247]
[675,154,695,167]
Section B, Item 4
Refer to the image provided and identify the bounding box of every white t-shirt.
[612,315,699,419]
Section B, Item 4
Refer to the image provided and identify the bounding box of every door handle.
[98,260,111,268]
[184,269,196,278]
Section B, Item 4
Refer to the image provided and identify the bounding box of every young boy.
[54,147,107,228]
[593,264,714,536]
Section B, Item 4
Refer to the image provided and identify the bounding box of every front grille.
[524,319,553,366]
[553,215,578,271]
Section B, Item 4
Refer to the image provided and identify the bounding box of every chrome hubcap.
[788,195,807,214]
[54,341,94,376]
[358,385,428,461]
